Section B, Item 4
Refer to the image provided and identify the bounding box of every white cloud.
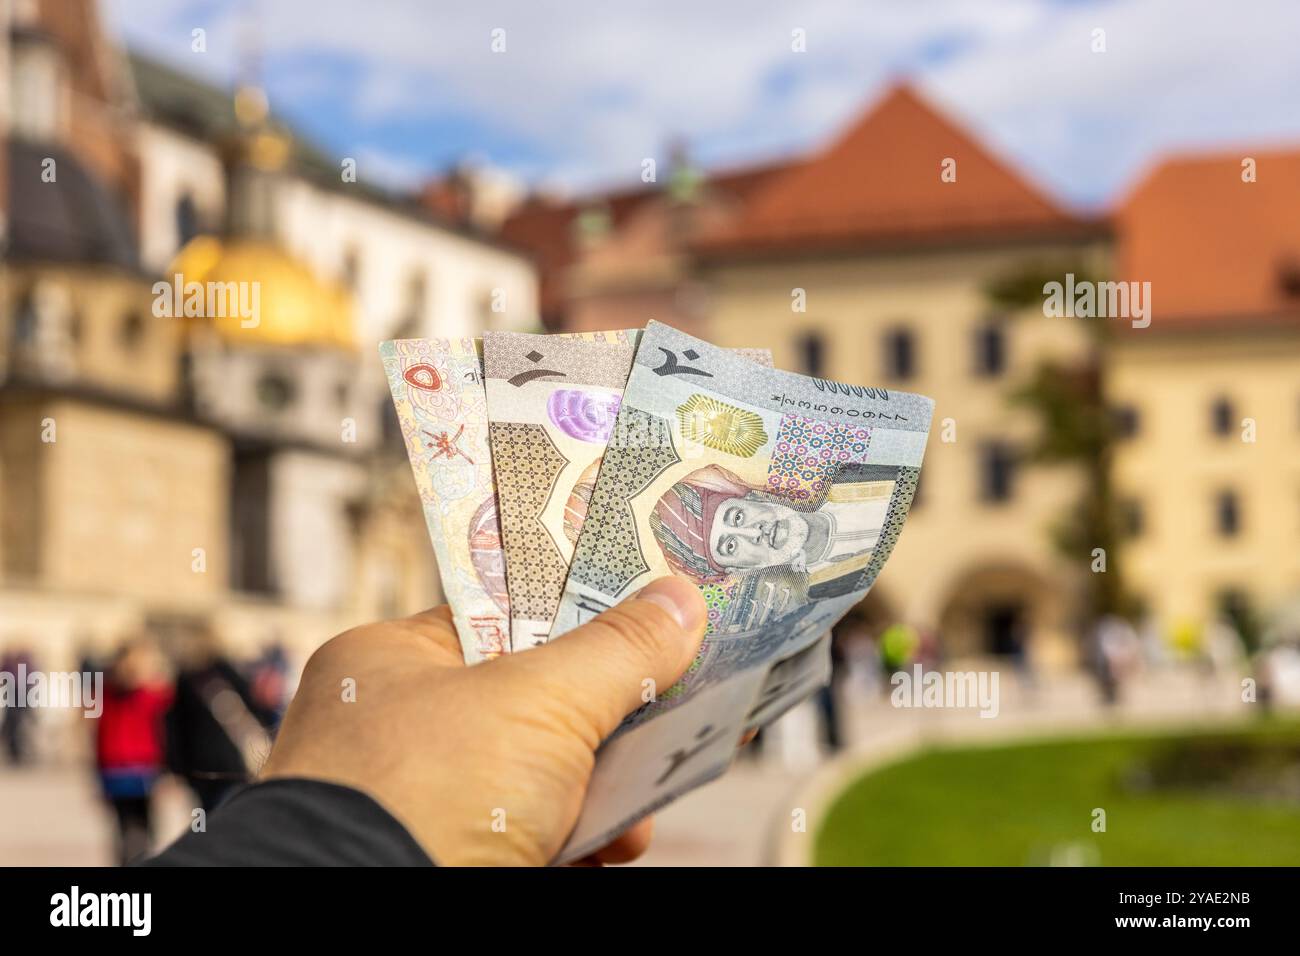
[104,0,1300,202]
[350,147,428,192]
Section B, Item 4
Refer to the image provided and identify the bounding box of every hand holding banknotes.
[260,576,706,866]
[380,322,932,859]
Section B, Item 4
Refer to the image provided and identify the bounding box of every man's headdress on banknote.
[649,465,751,583]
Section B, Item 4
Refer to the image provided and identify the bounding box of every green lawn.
[814,720,1300,866]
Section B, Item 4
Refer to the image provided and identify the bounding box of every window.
[256,371,297,411]
[341,248,362,291]
[796,332,825,376]
[13,291,38,345]
[175,194,199,248]
[230,450,274,594]
[1120,497,1144,537]
[973,321,1006,377]
[884,327,915,380]
[1210,397,1234,437]
[1112,405,1140,440]
[1278,259,1300,299]
[11,40,62,141]
[979,442,1017,503]
[1215,489,1240,537]
[119,312,146,351]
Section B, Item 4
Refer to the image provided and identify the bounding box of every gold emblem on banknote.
[676,394,768,458]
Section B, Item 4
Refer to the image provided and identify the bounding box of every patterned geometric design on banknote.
[675,394,768,458]
[489,421,570,620]
[569,408,681,596]
[699,581,737,637]
[765,413,872,502]
[858,464,920,591]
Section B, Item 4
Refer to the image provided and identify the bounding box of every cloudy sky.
[104,0,1300,205]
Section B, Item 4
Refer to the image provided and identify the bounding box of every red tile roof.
[1117,148,1300,327]
[496,160,792,324]
[696,83,1097,258]
[496,187,655,324]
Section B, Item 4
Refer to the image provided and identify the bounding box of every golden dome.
[167,236,355,350]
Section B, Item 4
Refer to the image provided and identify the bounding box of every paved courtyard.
[0,665,1254,867]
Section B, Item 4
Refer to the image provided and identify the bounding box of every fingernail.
[637,576,706,633]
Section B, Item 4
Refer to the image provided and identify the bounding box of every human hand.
[261,576,706,866]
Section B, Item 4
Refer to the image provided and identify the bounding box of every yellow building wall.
[1110,330,1300,630]
[37,398,229,604]
[702,243,1107,668]
[2,265,179,404]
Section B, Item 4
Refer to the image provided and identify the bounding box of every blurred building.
[499,85,1110,670]
[694,86,1109,670]
[492,151,790,334]
[1112,150,1300,642]
[494,83,1300,671]
[0,0,538,671]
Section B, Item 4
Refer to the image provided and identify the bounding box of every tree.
[986,260,1136,624]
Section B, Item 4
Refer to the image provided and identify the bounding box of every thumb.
[507,576,707,745]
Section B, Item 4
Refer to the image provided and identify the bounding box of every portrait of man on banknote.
[649,461,899,633]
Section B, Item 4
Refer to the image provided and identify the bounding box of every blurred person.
[166,626,278,813]
[1256,641,1300,712]
[1137,613,1168,668]
[1089,615,1140,707]
[144,578,718,865]
[95,639,173,865]
[0,646,36,765]
[769,698,823,771]
[1256,602,1300,711]
[915,624,943,671]
[248,641,291,726]
[1204,615,1245,674]
[815,628,848,752]
[1169,618,1205,665]
[879,621,919,688]
[843,620,882,699]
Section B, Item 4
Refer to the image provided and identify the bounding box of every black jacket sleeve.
[143,778,434,866]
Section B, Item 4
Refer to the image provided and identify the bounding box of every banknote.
[551,321,933,861]
[383,330,643,660]
[484,331,774,648]
[380,337,509,664]
[483,330,638,648]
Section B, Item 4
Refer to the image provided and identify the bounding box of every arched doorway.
[936,562,1067,666]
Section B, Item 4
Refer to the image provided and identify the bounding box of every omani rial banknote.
[381,337,510,664]
[483,330,637,649]
[550,321,933,861]
[484,330,772,649]
[382,331,641,660]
